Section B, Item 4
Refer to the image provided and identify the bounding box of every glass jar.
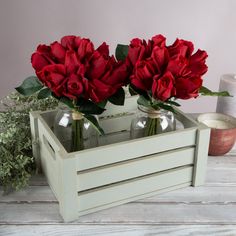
[130,105,176,139]
[53,103,98,152]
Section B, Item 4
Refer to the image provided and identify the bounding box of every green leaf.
[108,88,125,106]
[165,100,181,107]
[84,115,105,135]
[137,95,152,108]
[154,103,177,114]
[200,86,232,97]
[115,44,129,61]
[59,97,74,109]
[15,76,43,96]
[130,84,150,99]
[128,85,138,96]
[77,99,105,115]
[37,88,52,99]
[97,100,107,109]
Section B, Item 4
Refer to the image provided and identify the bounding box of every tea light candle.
[216,74,236,117]
[201,119,234,129]
[198,113,236,156]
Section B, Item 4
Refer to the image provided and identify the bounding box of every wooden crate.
[30,96,210,222]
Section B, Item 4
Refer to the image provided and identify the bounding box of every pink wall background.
[0,0,236,112]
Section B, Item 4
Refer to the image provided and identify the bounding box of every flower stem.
[145,117,161,137]
[72,119,84,151]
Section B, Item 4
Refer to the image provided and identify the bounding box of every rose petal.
[61,35,76,49]
[50,41,66,62]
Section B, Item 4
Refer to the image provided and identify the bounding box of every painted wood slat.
[76,147,195,191]
[23,153,236,186]
[1,225,236,236]
[77,167,193,214]
[73,128,197,172]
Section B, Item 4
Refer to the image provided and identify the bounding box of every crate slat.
[77,166,193,213]
[76,147,195,191]
[73,128,197,172]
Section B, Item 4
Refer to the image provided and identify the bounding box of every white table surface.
[0,148,236,236]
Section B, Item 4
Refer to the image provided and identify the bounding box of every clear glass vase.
[53,103,98,152]
[130,105,176,139]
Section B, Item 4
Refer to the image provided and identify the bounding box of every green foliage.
[200,86,232,97]
[108,88,125,106]
[0,92,58,193]
[115,44,129,61]
[15,76,43,96]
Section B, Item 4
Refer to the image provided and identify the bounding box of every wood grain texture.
[2,203,236,224]
[1,225,236,236]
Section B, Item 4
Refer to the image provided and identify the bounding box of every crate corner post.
[58,152,79,222]
[192,124,210,186]
[30,111,41,173]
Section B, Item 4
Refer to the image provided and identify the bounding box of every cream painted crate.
[30,96,210,222]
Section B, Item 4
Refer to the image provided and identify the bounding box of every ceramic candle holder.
[198,113,236,156]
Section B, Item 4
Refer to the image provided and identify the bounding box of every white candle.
[198,112,236,130]
[216,74,236,117]
[201,119,234,129]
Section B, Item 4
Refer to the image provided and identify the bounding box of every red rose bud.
[77,38,94,62]
[149,34,166,49]
[168,39,194,59]
[130,59,156,91]
[188,49,208,77]
[166,57,189,77]
[151,46,169,74]
[175,76,203,99]
[126,38,148,67]
[63,74,87,100]
[38,64,66,97]
[31,45,55,72]
[86,48,129,103]
[65,50,80,74]
[50,41,66,63]
[96,42,109,57]
[60,35,77,50]
[87,79,115,103]
[152,72,176,101]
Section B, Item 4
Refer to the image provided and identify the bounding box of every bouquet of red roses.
[16,35,129,151]
[16,34,230,148]
[116,34,230,136]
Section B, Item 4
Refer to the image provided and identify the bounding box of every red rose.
[168,39,194,59]
[88,79,115,103]
[152,72,176,101]
[188,49,208,76]
[166,57,188,77]
[50,42,66,63]
[97,42,109,57]
[38,64,66,97]
[149,34,166,49]
[126,38,148,67]
[175,76,203,99]
[130,59,156,91]
[77,38,94,62]
[63,74,88,100]
[126,34,166,69]
[31,45,55,72]
[64,50,80,74]
[86,47,129,103]
[151,46,169,74]
[60,35,77,50]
